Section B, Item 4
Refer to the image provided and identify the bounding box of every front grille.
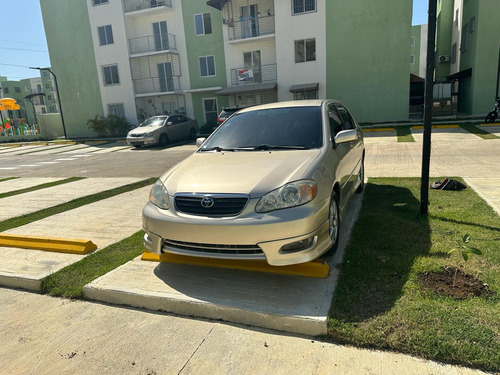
[175,195,248,216]
[129,133,144,137]
[163,239,263,255]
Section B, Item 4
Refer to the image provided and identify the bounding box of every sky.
[0,0,430,81]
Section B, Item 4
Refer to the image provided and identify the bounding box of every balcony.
[229,63,277,86]
[133,76,181,96]
[129,33,177,56]
[123,0,172,14]
[226,15,275,42]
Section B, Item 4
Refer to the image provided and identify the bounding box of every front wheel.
[485,111,497,124]
[158,133,169,147]
[325,191,340,256]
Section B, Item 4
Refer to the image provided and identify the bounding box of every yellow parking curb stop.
[141,251,330,278]
[0,234,97,254]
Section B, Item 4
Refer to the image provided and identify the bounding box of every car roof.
[236,100,331,114]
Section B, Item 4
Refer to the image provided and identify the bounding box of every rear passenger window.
[328,104,343,138]
[336,105,355,130]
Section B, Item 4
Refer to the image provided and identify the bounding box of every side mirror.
[167,121,173,126]
[334,129,358,145]
[196,138,206,147]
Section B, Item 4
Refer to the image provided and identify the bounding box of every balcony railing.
[230,63,277,86]
[133,76,181,95]
[226,15,275,41]
[123,0,172,13]
[129,33,177,55]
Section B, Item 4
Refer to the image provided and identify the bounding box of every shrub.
[87,114,134,137]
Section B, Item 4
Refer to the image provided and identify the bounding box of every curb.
[0,234,97,255]
[141,251,330,278]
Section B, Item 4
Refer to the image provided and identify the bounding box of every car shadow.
[328,181,431,322]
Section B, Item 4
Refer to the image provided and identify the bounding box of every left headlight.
[149,179,169,209]
[255,180,317,213]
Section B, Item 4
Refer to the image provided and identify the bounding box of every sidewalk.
[0,288,489,375]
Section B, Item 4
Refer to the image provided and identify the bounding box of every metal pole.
[47,69,67,139]
[496,43,500,99]
[419,0,438,215]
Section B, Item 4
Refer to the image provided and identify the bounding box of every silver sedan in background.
[143,100,364,266]
[127,115,198,148]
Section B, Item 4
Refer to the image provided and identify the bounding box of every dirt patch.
[418,267,493,299]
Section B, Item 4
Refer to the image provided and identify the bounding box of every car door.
[176,115,191,139]
[335,104,363,198]
[165,115,181,142]
[327,103,351,210]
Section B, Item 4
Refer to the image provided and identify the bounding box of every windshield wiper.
[236,144,311,151]
[200,146,235,152]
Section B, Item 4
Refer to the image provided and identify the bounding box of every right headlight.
[149,179,169,209]
[255,180,317,213]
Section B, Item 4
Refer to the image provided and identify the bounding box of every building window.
[102,65,120,85]
[470,17,475,32]
[295,38,316,63]
[454,9,459,27]
[293,89,318,100]
[37,84,42,93]
[461,24,468,53]
[42,107,46,113]
[45,83,50,89]
[15,87,21,93]
[199,56,216,77]
[3,87,8,94]
[292,0,316,15]
[108,103,125,118]
[48,95,52,100]
[203,98,217,126]
[93,0,108,5]
[410,55,415,64]
[98,25,114,46]
[195,13,212,35]
[411,36,415,47]
[451,43,457,63]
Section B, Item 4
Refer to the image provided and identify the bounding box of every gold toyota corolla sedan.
[143,100,365,266]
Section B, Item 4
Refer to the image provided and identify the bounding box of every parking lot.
[0,125,498,374]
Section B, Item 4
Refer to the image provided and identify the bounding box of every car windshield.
[139,117,167,127]
[201,106,323,151]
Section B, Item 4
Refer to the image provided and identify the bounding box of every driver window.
[328,104,342,138]
[336,105,355,130]
[168,116,178,125]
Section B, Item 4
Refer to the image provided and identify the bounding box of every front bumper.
[142,196,332,266]
[127,135,157,147]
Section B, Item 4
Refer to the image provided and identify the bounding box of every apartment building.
[410,24,428,78]
[435,0,500,115]
[40,0,411,138]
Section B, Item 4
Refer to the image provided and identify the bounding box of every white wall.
[274,0,326,100]
[450,0,464,75]
[419,24,428,78]
[87,0,138,124]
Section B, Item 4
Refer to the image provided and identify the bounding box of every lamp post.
[29,67,67,139]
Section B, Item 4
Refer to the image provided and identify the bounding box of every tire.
[485,111,497,124]
[325,191,340,256]
[189,128,197,140]
[356,158,365,193]
[158,133,169,147]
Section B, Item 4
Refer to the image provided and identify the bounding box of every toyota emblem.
[200,196,215,208]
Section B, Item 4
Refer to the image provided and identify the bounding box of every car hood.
[128,125,162,135]
[162,150,321,198]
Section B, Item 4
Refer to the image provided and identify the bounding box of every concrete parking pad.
[465,178,500,216]
[0,177,142,221]
[2,289,487,375]
[0,177,65,194]
[0,185,151,291]
[83,193,362,336]
[362,130,397,144]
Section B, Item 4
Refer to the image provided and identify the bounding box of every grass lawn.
[328,178,500,371]
[395,126,415,142]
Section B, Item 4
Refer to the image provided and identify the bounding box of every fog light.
[280,237,315,253]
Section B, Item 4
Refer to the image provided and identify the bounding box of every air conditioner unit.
[439,55,450,63]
